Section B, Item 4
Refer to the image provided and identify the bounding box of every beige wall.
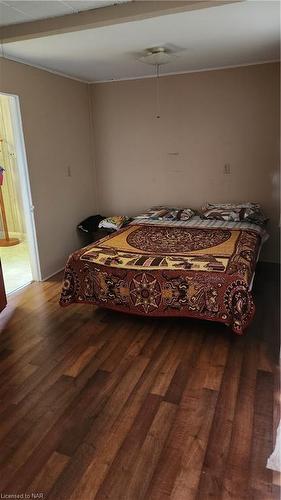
[92,63,280,263]
[0,58,97,278]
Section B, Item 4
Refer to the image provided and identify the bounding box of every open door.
[0,93,41,294]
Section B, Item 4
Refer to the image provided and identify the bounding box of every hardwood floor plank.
[273,471,281,487]
[52,334,177,500]
[64,344,105,377]
[0,309,104,395]
[196,338,244,498]
[257,341,275,373]
[57,354,150,456]
[123,321,155,358]
[146,388,218,500]
[204,334,230,391]
[273,364,280,455]
[1,369,109,494]
[0,375,77,490]
[178,333,220,409]
[0,319,115,438]
[123,401,177,500]
[27,451,70,497]
[100,322,143,372]
[170,389,218,499]
[221,339,260,499]
[145,335,220,500]
[139,321,166,357]
[71,393,162,500]
[3,332,154,496]
[249,370,275,498]
[0,374,76,470]
[150,327,188,396]
[164,329,204,405]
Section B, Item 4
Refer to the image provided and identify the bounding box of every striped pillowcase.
[201,203,268,226]
[135,206,195,221]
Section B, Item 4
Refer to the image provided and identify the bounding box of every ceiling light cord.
[0,35,4,59]
[156,63,160,119]
[137,47,170,119]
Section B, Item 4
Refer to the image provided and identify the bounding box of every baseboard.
[42,267,65,282]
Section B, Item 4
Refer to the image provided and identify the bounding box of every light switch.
[224,163,231,174]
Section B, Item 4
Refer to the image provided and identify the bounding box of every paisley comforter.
[60,217,267,334]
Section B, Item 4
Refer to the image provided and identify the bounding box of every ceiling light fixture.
[137,47,172,119]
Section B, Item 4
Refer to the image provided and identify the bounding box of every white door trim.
[0,92,42,281]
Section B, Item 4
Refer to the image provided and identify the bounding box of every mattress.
[60,217,267,335]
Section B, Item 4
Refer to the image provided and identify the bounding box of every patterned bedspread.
[60,219,267,334]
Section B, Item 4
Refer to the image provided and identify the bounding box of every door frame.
[0,92,41,282]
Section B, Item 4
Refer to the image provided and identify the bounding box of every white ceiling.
[0,0,130,26]
[2,1,280,83]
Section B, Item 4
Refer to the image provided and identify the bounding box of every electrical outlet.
[224,163,231,174]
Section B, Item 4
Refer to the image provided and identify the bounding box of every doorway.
[0,93,41,294]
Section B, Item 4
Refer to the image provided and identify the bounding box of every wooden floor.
[0,263,279,499]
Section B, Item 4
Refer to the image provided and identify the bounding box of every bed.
[60,214,267,335]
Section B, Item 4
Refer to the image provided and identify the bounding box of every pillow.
[243,206,268,226]
[176,208,196,221]
[98,216,129,230]
[201,204,241,222]
[134,206,173,220]
[135,206,195,221]
[201,202,268,226]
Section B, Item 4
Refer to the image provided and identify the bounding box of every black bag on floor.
[77,215,105,245]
